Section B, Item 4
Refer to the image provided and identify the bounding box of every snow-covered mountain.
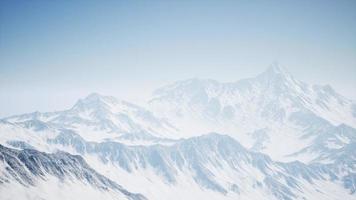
[0,144,146,200]
[150,64,355,129]
[4,93,178,143]
[149,64,356,161]
[1,64,355,200]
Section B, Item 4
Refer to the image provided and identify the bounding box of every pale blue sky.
[1,0,355,117]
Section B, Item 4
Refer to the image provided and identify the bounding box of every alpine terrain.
[1,64,355,200]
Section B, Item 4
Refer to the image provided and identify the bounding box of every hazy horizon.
[1,63,355,118]
[1,0,355,117]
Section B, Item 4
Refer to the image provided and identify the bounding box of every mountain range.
[1,64,355,200]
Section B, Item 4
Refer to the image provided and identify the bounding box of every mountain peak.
[83,92,107,101]
[265,62,290,76]
[256,63,296,83]
[72,93,118,111]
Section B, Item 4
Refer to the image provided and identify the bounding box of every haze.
[1,0,355,117]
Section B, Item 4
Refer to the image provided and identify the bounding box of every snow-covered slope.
[48,131,355,200]
[289,123,356,164]
[0,144,146,200]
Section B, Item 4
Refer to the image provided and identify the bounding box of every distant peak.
[72,93,118,110]
[257,62,294,81]
[84,92,105,100]
[82,93,119,103]
[266,62,289,75]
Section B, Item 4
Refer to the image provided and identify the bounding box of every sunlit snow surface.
[1,65,356,200]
